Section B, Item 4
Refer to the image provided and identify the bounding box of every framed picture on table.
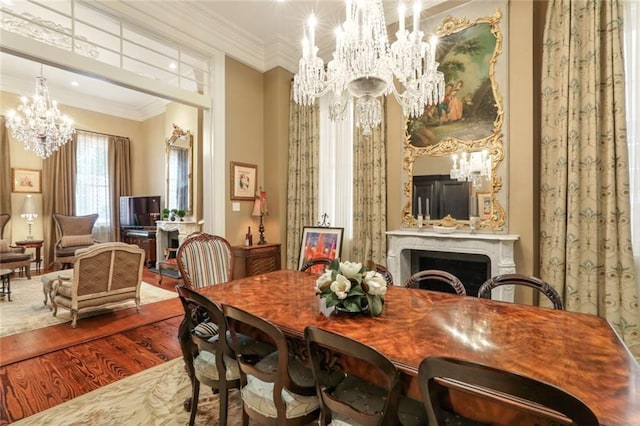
[12,168,41,193]
[298,226,344,272]
[230,162,257,201]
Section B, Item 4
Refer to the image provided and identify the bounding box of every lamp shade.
[21,194,37,217]
[252,189,268,217]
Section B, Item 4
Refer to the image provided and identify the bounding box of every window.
[75,130,111,241]
[319,95,354,257]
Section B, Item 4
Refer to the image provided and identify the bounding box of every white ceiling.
[0,0,453,121]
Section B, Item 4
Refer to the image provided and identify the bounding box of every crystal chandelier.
[450,151,492,188]
[293,0,445,135]
[6,69,75,159]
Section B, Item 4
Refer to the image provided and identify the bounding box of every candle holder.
[417,215,424,228]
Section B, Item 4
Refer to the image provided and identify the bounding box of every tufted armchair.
[53,213,99,269]
[0,214,31,279]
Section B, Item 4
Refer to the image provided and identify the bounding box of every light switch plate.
[232,202,240,212]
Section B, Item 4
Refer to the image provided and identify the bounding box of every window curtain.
[540,0,639,360]
[622,0,640,300]
[76,131,111,242]
[109,136,132,241]
[319,95,354,259]
[351,105,387,266]
[42,136,77,268]
[0,117,11,216]
[286,85,320,269]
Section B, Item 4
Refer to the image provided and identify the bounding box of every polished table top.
[195,270,640,425]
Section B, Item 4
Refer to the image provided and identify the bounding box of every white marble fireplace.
[386,230,519,302]
[155,220,201,267]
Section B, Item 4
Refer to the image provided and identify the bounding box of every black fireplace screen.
[410,250,491,297]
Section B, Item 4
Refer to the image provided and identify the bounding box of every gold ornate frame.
[401,10,505,231]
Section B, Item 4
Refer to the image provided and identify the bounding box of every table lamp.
[252,188,268,245]
[21,194,38,240]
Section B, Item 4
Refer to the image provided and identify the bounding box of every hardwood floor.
[0,268,185,425]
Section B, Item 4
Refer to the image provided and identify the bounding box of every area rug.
[12,357,244,425]
[0,276,177,337]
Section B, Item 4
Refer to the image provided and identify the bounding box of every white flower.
[330,274,352,299]
[364,271,388,296]
[315,270,333,293]
[339,261,362,279]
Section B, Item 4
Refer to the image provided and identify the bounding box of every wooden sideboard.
[232,243,281,278]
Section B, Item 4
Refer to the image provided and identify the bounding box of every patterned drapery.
[351,108,387,266]
[0,117,11,217]
[109,136,132,241]
[285,87,320,269]
[540,0,639,360]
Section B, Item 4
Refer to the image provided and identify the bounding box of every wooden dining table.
[193,269,640,426]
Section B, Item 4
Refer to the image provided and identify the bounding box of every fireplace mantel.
[155,220,201,267]
[386,230,519,302]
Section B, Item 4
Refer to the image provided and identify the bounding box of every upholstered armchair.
[53,213,99,269]
[49,242,146,328]
[0,214,32,279]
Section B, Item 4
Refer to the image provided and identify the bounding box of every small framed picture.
[12,168,41,193]
[230,162,257,201]
[298,226,344,272]
[477,192,492,219]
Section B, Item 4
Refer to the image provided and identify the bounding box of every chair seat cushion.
[328,375,428,426]
[194,321,219,338]
[241,373,319,420]
[194,349,240,381]
[56,245,92,257]
[0,252,30,262]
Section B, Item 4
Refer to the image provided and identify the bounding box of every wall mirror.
[166,124,193,214]
[401,10,506,231]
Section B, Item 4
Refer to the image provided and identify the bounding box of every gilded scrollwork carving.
[402,9,506,232]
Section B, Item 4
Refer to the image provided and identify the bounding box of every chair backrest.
[223,304,316,398]
[305,326,401,425]
[300,257,332,273]
[53,213,99,238]
[478,274,563,309]
[176,233,233,289]
[372,262,394,286]
[403,269,466,295]
[418,356,598,426]
[0,213,10,239]
[176,285,233,368]
[74,242,145,297]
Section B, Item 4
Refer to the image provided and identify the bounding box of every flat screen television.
[120,196,161,228]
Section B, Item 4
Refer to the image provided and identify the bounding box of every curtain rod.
[76,128,129,140]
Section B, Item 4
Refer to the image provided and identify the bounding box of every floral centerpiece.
[315,260,388,316]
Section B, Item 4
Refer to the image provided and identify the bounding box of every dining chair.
[371,262,394,286]
[477,274,564,309]
[418,356,598,426]
[176,233,233,290]
[176,285,241,426]
[299,257,332,274]
[403,269,467,295]
[305,326,427,425]
[223,304,320,425]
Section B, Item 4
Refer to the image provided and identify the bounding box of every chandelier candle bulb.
[413,1,420,34]
[398,3,405,33]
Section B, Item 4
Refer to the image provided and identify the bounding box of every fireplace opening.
[410,250,491,297]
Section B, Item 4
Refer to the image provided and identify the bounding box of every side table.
[15,239,44,274]
[0,268,12,301]
[232,243,281,279]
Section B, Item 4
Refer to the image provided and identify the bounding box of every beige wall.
[225,57,265,246]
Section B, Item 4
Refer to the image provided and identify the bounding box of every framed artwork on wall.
[230,161,257,201]
[298,226,344,272]
[12,168,41,193]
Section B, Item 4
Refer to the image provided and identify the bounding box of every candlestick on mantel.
[425,198,430,217]
[417,196,422,216]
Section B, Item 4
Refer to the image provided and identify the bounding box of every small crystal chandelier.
[450,151,492,188]
[293,0,445,135]
[6,67,75,159]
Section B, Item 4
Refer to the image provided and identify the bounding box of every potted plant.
[162,208,170,220]
[170,209,178,221]
[176,209,186,221]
